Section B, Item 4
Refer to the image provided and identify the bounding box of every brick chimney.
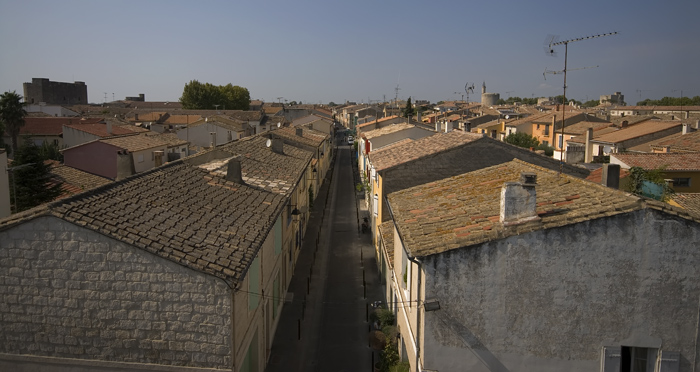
[225,157,244,184]
[500,173,540,226]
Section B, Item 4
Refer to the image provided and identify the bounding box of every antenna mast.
[546,31,618,174]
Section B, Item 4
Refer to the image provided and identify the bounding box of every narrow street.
[265,133,384,372]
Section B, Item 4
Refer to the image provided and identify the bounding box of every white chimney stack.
[500,173,540,226]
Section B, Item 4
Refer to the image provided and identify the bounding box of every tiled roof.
[387,159,698,258]
[652,130,700,152]
[559,120,614,135]
[189,116,246,132]
[226,110,263,122]
[585,166,630,184]
[357,116,401,129]
[611,153,700,171]
[671,193,700,215]
[64,123,141,138]
[214,136,313,195]
[100,133,170,152]
[589,120,682,144]
[47,161,112,198]
[20,117,103,136]
[161,114,202,125]
[378,221,395,269]
[373,138,414,152]
[363,123,417,140]
[0,160,287,286]
[369,131,483,171]
[146,132,188,147]
[625,132,684,153]
[272,127,328,148]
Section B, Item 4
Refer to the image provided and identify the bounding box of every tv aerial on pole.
[543,66,599,80]
[464,82,475,104]
[544,31,618,174]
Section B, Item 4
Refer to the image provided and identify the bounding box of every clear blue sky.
[1,0,698,105]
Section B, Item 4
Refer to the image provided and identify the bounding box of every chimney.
[584,128,593,163]
[154,151,164,167]
[271,138,284,154]
[296,127,303,137]
[225,157,244,184]
[116,150,134,181]
[500,173,539,225]
[696,120,700,130]
[682,123,691,135]
[445,121,452,133]
[685,111,689,119]
[106,121,113,135]
[210,132,217,148]
[601,164,620,189]
[435,121,440,132]
[417,110,421,122]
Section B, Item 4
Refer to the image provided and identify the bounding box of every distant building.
[23,78,87,105]
[125,94,145,101]
[600,91,625,106]
[481,81,500,107]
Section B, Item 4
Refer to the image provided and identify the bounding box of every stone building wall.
[421,209,700,372]
[23,78,88,105]
[0,216,233,370]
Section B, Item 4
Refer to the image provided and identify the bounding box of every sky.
[1,0,698,106]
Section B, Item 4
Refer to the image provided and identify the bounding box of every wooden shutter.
[657,350,680,372]
[601,346,621,372]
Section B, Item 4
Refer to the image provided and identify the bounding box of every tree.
[402,97,415,118]
[9,139,63,212]
[179,80,250,110]
[582,99,599,108]
[38,140,63,162]
[626,166,674,202]
[504,132,540,149]
[0,91,27,154]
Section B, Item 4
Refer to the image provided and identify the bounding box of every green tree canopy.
[9,139,63,213]
[402,97,415,118]
[0,91,27,154]
[636,96,700,106]
[581,99,600,108]
[179,80,250,110]
[626,166,674,201]
[504,132,540,149]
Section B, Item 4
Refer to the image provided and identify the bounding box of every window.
[672,178,690,187]
[601,346,679,372]
[544,125,550,136]
[558,135,563,149]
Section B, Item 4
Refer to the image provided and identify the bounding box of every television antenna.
[464,82,475,104]
[635,89,650,101]
[545,31,618,174]
[394,84,401,107]
[543,66,599,80]
[277,97,283,105]
[453,92,464,102]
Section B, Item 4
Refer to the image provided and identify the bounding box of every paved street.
[265,134,384,372]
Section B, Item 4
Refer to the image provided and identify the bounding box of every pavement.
[265,136,385,372]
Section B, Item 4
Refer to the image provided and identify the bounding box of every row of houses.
[0,119,334,371]
[349,113,700,371]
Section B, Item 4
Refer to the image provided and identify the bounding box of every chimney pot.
[682,123,690,135]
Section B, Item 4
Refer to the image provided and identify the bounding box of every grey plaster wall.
[0,216,232,370]
[421,210,700,372]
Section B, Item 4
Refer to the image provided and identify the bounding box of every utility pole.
[546,31,618,174]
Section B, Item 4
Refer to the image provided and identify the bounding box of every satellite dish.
[277,122,281,128]
[505,115,510,119]
[205,117,208,122]
[603,146,612,153]
[266,139,272,147]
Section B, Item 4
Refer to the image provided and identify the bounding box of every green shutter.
[274,216,282,255]
[248,255,260,310]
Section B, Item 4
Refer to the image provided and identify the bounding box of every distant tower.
[481,81,500,106]
[482,81,486,94]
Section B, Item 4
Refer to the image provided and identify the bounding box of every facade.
[176,116,251,148]
[0,131,317,372]
[385,160,700,372]
[62,122,142,148]
[600,91,625,105]
[610,152,700,193]
[23,78,87,105]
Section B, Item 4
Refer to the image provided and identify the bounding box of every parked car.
[347,135,354,144]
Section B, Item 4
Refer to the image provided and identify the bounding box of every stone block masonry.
[0,216,233,369]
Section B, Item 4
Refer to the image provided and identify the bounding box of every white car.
[347,136,354,144]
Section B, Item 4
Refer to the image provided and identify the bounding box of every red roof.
[20,117,103,136]
[64,123,140,138]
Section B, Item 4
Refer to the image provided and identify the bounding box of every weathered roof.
[0,160,286,286]
[363,123,417,140]
[47,161,112,198]
[652,130,700,152]
[20,117,103,136]
[148,132,189,147]
[272,127,328,149]
[370,131,483,171]
[611,152,700,171]
[589,120,682,144]
[559,120,614,135]
[671,193,700,215]
[207,136,313,195]
[387,159,699,258]
[189,116,247,132]
[357,115,400,129]
[64,122,141,137]
[100,133,170,152]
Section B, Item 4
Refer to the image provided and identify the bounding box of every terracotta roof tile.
[100,133,171,152]
[64,123,141,138]
[363,123,418,139]
[670,193,700,215]
[20,117,103,136]
[272,127,328,148]
[387,159,656,257]
[612,152,700,171]
[652,130,700,152]
[589,120,682,144]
